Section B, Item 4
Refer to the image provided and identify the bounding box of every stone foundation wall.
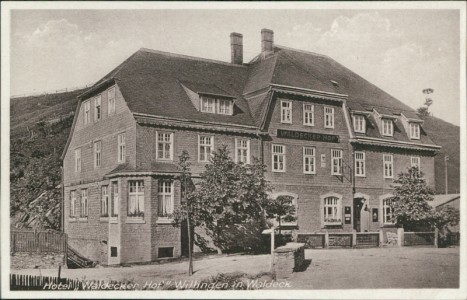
[11,253,66,270]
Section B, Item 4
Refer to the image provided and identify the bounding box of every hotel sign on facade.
[277,129,340,143]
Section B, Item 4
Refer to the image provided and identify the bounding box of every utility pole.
[444,155,449,194]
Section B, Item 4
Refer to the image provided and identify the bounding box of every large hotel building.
[62,29,440,265]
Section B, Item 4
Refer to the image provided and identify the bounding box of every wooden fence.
[10,274,83,290]
[11,230,67,253]
[297,232,380,249]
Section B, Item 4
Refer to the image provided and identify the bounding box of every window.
[355,151,366,177]
[323,196,342,225]
[409,123,420,139]
[198,136,214,162]
[353,115,366,133]
[80,189,88,218]
[303,147,316,174]
[303,104,314,126]
[382,119,393,136]
[411,156,420,169]
[383,154,393,178]
[324,107,334,128]
[158,181,174,218]
[94,141,102,168]
[235,138,250,164]
[331,149,343,175]
[158,247,174,258]
[70,191,77,218]
[156,132,173,161]
[101,186,109,217]
[75,148,81,172]
[272,144,286,172]
[218,99,232,115]
[383,198,394,224]
[281,196,298,226]
[128,180,144,217]
[280,101,292,124]
[117,133,126,163]
[108,87,116,115]
[94,95,102,121]
[110,247,118,257]
[83,100,91,125]
[111,182,119,217]
[201,96,216,113]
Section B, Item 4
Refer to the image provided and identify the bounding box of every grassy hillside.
[10,89,85,230]
[420,115,460,194]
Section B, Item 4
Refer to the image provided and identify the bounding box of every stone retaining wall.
[11,252,66,270]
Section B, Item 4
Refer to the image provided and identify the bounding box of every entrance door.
[353,198,363,232]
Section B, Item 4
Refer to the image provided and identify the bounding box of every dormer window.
[409,123,420,139]
[381,119,393,136]
[281,100,292,123]
[94,95,102,121]
[218,99,232,115]
[201,96,216,113]
[353,115,366,133]
[200,96,233,115]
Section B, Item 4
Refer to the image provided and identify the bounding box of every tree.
[418,88,434,116]
[389,166,459,232]
[267,195,296,236]
[171,150,196,275]
[172,146,272,275]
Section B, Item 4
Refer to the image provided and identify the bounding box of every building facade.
[62,29,440,265]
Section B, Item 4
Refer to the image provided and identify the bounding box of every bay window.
[158,181,174,218]
[111,181,119,218]
[101,186,109,217]
[128,180,144,218]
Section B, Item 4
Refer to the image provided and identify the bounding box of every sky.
[10,8,461,125]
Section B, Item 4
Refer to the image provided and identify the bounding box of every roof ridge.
[139,47,247,68]
[274,44,331,59]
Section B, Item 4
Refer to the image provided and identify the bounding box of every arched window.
[321,193,343,226]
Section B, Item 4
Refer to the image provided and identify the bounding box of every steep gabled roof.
[270,46,415,115]
[85,48,256,128]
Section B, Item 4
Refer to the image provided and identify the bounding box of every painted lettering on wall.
[277,129,340,143]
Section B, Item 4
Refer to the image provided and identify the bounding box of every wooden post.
[271,227,275,269]
[378,229,384,247]
[352,230,357,248]
[34,229,40,253]
[324,230,329,248]
[64,233,68,268]
[434,228,439,248]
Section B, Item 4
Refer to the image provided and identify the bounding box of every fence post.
[378,229,384,247]
[397,228,404,248]
[352,230,357,248]
[34,229,40,253]
[11,232,16,254]
[64,234,68,267]
[434,228,439,248]
[324,230,329,248]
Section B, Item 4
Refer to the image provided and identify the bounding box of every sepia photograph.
[1,1,466,299]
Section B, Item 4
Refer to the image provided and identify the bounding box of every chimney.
[261,28,274,56]
[230,32,243,65]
